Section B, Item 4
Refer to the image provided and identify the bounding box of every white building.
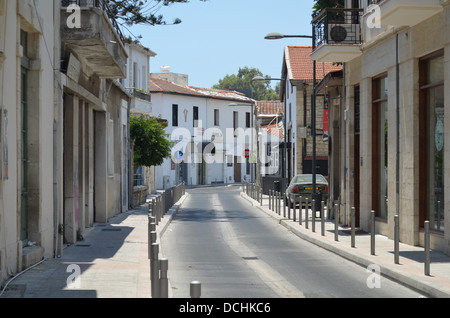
[122,42,157,205]
[148,74,256,189]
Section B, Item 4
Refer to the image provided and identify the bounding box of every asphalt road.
[161,185,425,298]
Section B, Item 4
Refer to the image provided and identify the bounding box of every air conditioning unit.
[328,24,360,45]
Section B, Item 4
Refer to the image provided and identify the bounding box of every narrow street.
[161,185,424,298]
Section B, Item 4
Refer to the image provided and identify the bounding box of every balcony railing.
[61,0,125,44]
[312,8,364,49]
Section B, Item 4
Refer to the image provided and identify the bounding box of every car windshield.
[291,175,326,184]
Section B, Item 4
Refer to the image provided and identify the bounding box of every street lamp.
[264,32,319,208]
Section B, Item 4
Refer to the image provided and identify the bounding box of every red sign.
[244,149,250,159]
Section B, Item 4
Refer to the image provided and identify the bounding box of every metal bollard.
[351,207,355,248]
[278,191,281,215]
[283,192,286,218]
[299,196,302,226]
[305,198,309,229]
[312,200,316,232]
[394,214,399,264]
[149,231,157,259]
[334,204,339,242]
[191,281,201,298]
[275,191,278,214]
[291,194,295,222]
[269,189,272,210]
[424,220,430,276]
[151,243,160,298]
[160,258,169,298]
[275,191,279,214]
[371,210,375,255]
[321,202,325,237]
[292,194,297,223]
[288,193,292,220]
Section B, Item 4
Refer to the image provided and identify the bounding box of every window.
[193,106,199,127]
[227,155,233,167]
[214,109,219,126]
[419,50,444,231]
[372,74,388,219]
[172,104,178,127]
[246,112,251,128]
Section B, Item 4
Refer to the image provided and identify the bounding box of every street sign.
[244,149,250,159]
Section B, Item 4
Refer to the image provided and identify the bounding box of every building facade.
[123,42,157,205]
[148,75,256,189]
[312,0,450,254]
[59,0,130,244]
[281,46,342,185]
[0,0,60,284]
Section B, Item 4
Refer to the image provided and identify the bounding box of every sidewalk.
[240,190,450,298]
[0,193,187,298]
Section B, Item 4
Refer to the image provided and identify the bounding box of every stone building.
[311,0,450,254]
[280,46,342,185]
[59,1,130,244]
[0,0,60,284]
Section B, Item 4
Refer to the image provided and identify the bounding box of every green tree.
[108,0,208,26]
[312,0,344,18]
[130,115,173,167]
[212,67,280,101]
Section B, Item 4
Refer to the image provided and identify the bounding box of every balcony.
[311,8,363,63]
[370,0,442,27]
[61,0,127,78]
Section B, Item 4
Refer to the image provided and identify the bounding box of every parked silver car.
[284,174,328,209]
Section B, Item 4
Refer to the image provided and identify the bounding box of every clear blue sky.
[128,0,315,89]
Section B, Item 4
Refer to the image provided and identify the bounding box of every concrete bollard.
[269,190,272,210]
[190,281,201,298]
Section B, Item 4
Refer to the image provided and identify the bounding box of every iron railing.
[61,0,125,44]
[312,8,364,49]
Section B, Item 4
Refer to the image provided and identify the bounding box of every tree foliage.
[130,115,173,167]
[108,0,208,26]
[212,67,280,101]
[312,0,345,18]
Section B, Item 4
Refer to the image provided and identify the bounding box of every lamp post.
[264,32,318,207]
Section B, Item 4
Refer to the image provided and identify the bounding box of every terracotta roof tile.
[285,46,342,82]
[256,101,284,115]
[149,78,255,103]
